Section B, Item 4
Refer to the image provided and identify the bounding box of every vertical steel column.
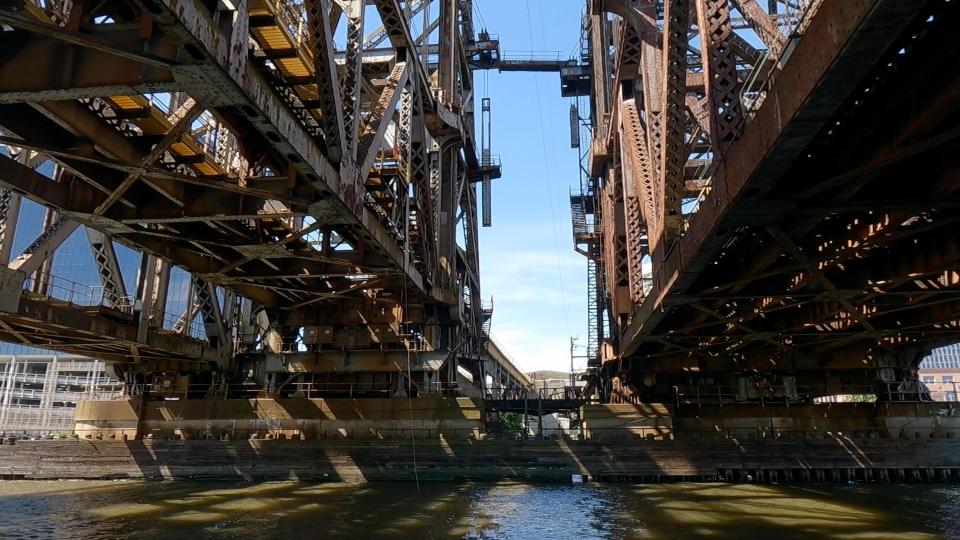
[658,0,691,245]
[638,5,664,248]
[194,277,227,351]
[86,229,129,309]
[411,91,434,273]
[609,167,630,326]
[438,144,457,284]
[730,0,786,57]
[590,14,611,125]
[306,0,346,162]
[397,81,415,260]
[148,259,171,328]
[480,97,492,227]
[0,190,22,266]
[438,0,457,105]
[0,150,26,266]
[339,0,365,162]
[135,254,158,344]
[622,183,647,305]
[696,0,744,149]
[429,147,442,251]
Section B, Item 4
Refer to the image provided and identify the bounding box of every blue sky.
[473,1,588,372]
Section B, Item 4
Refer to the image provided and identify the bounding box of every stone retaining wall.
[3,438,960,483]
[581,402,960,441]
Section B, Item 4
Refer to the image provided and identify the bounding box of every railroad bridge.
[573,0,960,405]
[0,0,957,414]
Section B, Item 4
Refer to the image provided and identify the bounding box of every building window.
[944,376,955,383]
[947,392,958,402]
[923,376,935,383]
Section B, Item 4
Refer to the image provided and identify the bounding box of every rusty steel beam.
[695,0,743,148]
[621,0,925,353]
[338,0,365,163]
[0,35,179,102]
[582,0,960,403]
[306,0,346,163]
[657,0,690,247]
[730,0,787,55]
[0,0,513,399]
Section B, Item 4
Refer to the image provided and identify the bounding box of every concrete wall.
[580,402,960,441]
[76,398,960,444]
[4,438,960,482]
[581,403,673,440]
[75,397,482,440]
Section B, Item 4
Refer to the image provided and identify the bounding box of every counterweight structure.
[0,0,531,399]
[574,0,960,403]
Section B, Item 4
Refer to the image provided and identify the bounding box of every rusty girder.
[658,0,690,245]
[695,0,743,147]
[586,0,960,399]
[0,0,492,380]
[305,0,346,163]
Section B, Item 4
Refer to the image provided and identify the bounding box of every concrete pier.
[2,399,960,483]
[581,402,960,441]
[73,397,483,441]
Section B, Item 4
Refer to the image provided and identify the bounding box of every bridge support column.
[0,267,23,314]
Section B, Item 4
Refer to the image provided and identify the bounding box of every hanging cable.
[524,0,572,340]
[402,204,421,495]
[473,0,488,34]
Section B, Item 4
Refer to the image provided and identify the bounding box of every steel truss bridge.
[0,0,957,406]
[571,0,960,403]
[0,0,535,399]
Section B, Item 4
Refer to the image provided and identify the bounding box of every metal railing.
[134,381,259,400]
[23,271,134,312]
[673,379,959,407]
[151,306,206,340]
[1,372,121,388]
[678,0,825,238]
[479,153,501,168]
[265,0,309,49]
[499,50,575,64]
[22,271,208,339]
[284,381,452,398]
[740,0,823,113]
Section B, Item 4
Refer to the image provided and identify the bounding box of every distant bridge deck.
[484,398,584,415]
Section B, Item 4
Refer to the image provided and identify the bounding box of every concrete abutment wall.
[73,397,483,441]
[3,398,957,482]
[71,398,960,442]
[3,438,960,483]
[581,402,960,441]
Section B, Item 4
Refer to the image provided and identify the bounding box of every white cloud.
[478,224,591,373]
[491,326,583,374]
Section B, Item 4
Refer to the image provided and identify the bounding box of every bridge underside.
[578,0,960,403]
[0,0,957,413]
[0,0,533,400]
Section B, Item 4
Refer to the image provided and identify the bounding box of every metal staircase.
[481,298,494,337]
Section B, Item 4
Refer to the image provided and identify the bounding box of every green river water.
[0,480,958,539]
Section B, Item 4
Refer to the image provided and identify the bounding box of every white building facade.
[0,355,124,435]
[919,343,960,402]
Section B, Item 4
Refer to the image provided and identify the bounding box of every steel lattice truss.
[0,0,530,397]
[579,0,960,401]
